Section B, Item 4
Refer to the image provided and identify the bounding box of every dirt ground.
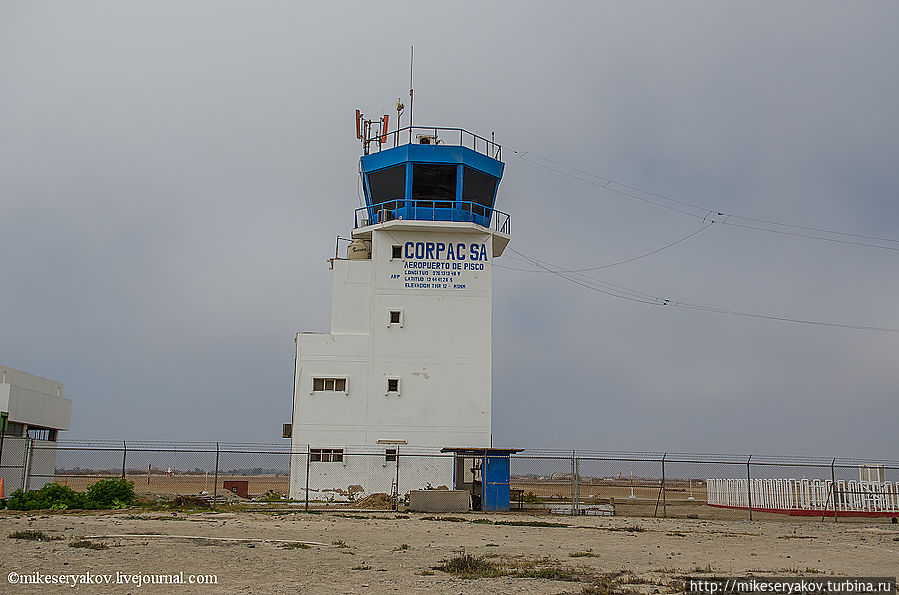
[0,507,896,594]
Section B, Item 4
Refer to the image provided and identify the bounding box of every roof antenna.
[409,45,414,134]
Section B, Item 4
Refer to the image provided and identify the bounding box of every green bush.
[86,478,134,507]
[5,478,135,511]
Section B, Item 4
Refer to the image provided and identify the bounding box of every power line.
[511,149,899,252]
[506,248,899,333]
[495,222,713,273]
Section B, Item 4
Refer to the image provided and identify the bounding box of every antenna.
[409,46,414,132]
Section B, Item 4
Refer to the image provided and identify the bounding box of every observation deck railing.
[355,199,510,235]
[364,126,502,160]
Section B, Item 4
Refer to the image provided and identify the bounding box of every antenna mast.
[409,46,414,132]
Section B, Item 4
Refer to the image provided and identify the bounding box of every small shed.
[441,448,523,511]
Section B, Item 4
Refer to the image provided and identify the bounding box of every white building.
[289,128,510,499]
[0,365,73,492]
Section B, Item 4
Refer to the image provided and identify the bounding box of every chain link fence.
[1,436,897,521]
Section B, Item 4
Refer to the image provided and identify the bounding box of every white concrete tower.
[289,126,509,498]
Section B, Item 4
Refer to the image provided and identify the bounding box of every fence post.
[570,450,577,516]
[394,446,401,511]
[662,454,667,518]
[831,458,838,523]
[654,453,667,518]
[122,441,127,479]
[22,437,32,492]
[575,452,581,515]
[0,424,6,480]
[305,444,310,512]
[213,442,219,511]
[746,455,753,521]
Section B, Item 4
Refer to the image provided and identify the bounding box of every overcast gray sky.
[2,2,897,458]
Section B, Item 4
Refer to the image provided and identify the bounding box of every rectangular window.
[391,244,403,259]
[312,377,347,393]
[27,427,54,441]
[385,448,397,462]
[463,166,498,208]
[3,421,24,437]
[388,309,403,326]
[387,377,400,394]
[367,164,406,204]
[310,448,344,463]
[412,163,457,203]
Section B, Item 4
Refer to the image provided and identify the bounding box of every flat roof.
[440,447,524,454]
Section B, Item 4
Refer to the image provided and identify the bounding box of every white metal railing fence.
[706,478,899,514]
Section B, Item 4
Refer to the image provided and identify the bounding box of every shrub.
[5,478,134,511]
[86,478,135,507]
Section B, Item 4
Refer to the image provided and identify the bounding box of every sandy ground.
[0,508,896,594]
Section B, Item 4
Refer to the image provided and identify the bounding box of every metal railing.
[2,440,897,521]
[364,126,502,160]
[355,199,510,234]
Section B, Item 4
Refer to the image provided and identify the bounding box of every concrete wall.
[289,220,502,498]
[289,446,455,502]
[0,365,72,431]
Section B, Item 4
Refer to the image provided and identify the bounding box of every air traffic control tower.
[288,123,510,499]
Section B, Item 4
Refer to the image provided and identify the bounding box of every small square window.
[385,448,397,462]
[313,378,324,392]
[388,309,403,326]
[335,378,346,391]
[391,245,403,259]
[324,378,335,391]
[387,378,400,394]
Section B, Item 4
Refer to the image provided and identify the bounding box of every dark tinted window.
[412,164,457,201]
[368,164,406,203]
[463,166,498,208]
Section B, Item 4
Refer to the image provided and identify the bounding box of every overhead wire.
[495,222,713,273]
[510,149,899,252]
[505,248,899,333]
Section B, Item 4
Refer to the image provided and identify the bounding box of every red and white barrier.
[706,478,899,517]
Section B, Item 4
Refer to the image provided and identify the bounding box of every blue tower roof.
[356,127,509,234]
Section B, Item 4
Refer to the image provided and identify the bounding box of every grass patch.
[351,565,371,571]
[485,543,499,547]
[578,572,646,595]
[279,542,311,549]
[471,518,493,524]
[331,540,349,548]
[421,516,467,522]
[69,540,109,550]
[419,570,435,576]
[434,550,584,582]
[433,551,504,579]
[570,550,600,558]
[395,543,410,551]
[493,520,569,528]
[9,530,60,541]
[607,525,645,532]
[333,513,369,520]
[517,567,580,581]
